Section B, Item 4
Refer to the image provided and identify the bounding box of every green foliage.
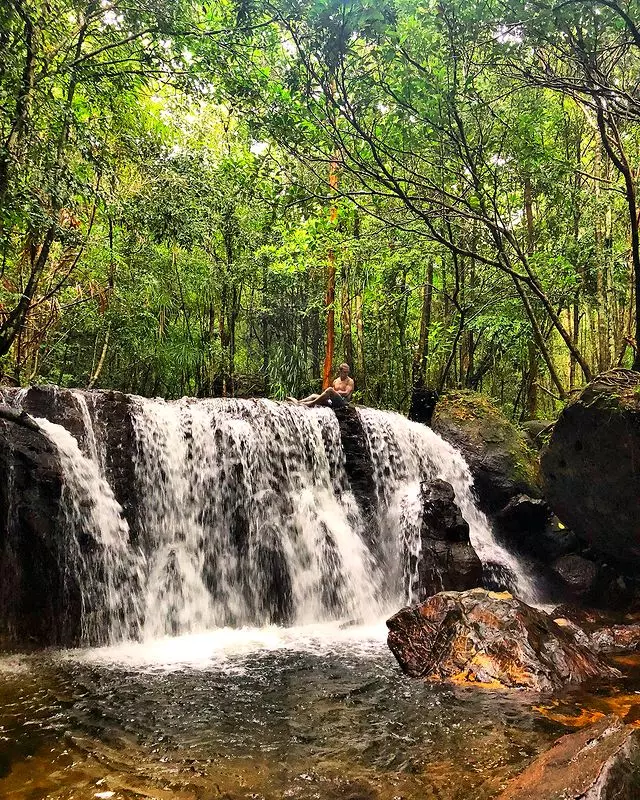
[1,0,639,417]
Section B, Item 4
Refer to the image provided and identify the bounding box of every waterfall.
[8,389,539,643]
[357,407,539,604]
[130,398,380,637]
[33,418,145,643]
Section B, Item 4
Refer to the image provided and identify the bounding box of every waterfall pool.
[0,625,636,800]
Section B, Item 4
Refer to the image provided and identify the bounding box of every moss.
[434,389,540,490]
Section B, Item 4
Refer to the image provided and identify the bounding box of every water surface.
[0,623,577,800]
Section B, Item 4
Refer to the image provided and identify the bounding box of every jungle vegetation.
[2,0,640,417]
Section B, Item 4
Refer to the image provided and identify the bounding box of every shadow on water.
[2,626,631,800]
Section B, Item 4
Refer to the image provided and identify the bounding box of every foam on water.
[68,620,389,671]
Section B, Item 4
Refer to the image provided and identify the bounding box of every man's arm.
[333,377,354,397]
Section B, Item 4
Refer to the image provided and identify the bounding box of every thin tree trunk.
[341,260,353,367]
[413,260,434,388]
[87,324,111,389]
[322,151,340,388]
[355,291,366,396]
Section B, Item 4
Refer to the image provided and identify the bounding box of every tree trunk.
[322,152,340,388]
[341,260,353,367]
[413,259,434,388]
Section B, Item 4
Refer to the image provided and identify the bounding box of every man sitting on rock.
[289,363,354,409]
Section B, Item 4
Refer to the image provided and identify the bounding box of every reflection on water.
[0,625,632,800]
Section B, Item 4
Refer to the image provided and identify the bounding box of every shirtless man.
[291,363,354,408]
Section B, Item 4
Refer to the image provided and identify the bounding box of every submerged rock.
[386,588,618,691]
[497,715,640,799]
[416,479,482,597]
[541,368,640,570]
[432,390,541,514]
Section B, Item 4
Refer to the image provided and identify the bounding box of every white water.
[10,391,538,646]
[34,417,145,643]
[71,620,389,671]
[358,407,539,604]
[130,398,380,638]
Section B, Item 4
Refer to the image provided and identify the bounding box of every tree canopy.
[2,0,640,416]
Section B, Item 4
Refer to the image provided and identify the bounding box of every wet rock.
[542,517,580,560]
[432,390,541,514]
[333,405,377,532]
[386,588,618,691]
[494,494,550,538]
[11,384,88,446]
[0,419,81,648]
[3,386,140,542]
[416,480,482,597]
[549,607,640,652]
[541,368,640,570]
[86,390,140,544]
[551,554,599,600]
[590,623,640,653]
[570,615,640,654]
[494,497,579,565]
[497,715,640,799]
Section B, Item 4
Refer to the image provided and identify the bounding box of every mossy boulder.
[541,368,640,570]
[432,390,541,514]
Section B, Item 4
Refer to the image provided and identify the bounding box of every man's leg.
[292,393,321,406]
[306,387,340,407]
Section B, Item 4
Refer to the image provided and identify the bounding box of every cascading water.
[130,398,380,638]
[33,417,145,643]
[357,407,539,605]
[10,389,539,643]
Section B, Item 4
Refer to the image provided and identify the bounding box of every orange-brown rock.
[386,589,619,691]
[497,716,640,799]
[590,623,640,654]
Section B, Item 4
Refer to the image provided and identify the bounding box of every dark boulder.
[551,554,599,601]
[494,494,550,537]
[497,716,640,800]
[386,588,618,691]
[408,385,439,426]
[9,384,88,447]
[3,386,140,543]
[432,390,541,514]
[549,555,634,610]
[414,479,482,598]
[333,405,378,539]
[541,368,640,570]
[0,418,81,648]
[494,496,580,565]
[85,390,140,545]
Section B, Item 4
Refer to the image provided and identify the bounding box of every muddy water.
[0,626,634,800]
